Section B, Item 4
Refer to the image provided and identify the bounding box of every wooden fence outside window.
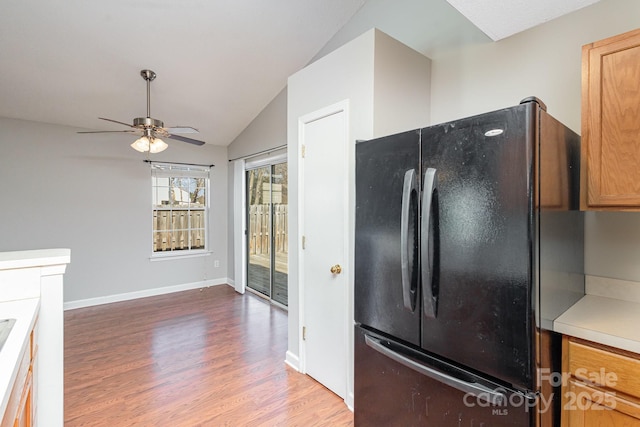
[153,209,205,252]
[248,204,288,256]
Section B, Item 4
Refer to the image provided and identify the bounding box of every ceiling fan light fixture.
[131,136,150,153]
[149,137,168,153]
[131,135,168,153]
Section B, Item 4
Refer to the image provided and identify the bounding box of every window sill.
[150,251,212,262]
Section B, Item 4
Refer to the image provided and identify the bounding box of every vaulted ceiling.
[0,0,599,148]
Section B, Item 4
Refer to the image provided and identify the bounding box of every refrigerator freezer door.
[355,130,421,346]
[355,326,534,426]
[365,334,506,406]
[420,104,535,389]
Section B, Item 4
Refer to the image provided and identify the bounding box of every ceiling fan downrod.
[134,69,163,128]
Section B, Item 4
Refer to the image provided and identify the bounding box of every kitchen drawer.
[566,338,640,399]
[567,378,640,425]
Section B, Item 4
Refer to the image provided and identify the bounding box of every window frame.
[150,162,211,259]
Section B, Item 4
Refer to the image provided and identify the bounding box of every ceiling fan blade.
[98,117,137,128]
[166,133,206,146]
[77,130,139,134]
[165,126,199,134]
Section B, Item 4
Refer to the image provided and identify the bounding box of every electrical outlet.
[214,260,220,268]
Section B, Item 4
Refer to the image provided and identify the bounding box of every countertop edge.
[0,249,70,271]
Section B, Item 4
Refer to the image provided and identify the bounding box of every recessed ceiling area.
[445,0,601,40]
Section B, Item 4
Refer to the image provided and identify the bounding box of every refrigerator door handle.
[421,167,438,318]
[365,334,506,406]
[400,168,417,311]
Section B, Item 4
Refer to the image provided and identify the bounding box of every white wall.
[429,0,640,282]
[226,88,289,281]
[287,28,431,406]
[227,88,287,161]
[373,30,432,135]
[0,117,229,304]
[584,212,640,281]
[287,29,375,383]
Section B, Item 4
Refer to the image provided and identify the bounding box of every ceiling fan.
[78,69,205,153]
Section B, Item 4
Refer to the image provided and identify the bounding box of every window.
[151,163,210,255]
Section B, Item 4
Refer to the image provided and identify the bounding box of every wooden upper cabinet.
[581,28,640,209]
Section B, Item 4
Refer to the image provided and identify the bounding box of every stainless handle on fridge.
[365,334,506,406]
[400,169,417,311]
[421,167,438,319]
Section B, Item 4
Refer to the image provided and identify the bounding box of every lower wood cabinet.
[562,336,640,426]
[1,320,37,427]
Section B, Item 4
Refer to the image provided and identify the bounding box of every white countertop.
[554,275,640,354]
[0,249,70,271]
[0,298,39,416]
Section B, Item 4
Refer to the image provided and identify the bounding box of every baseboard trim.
[346,392,354,412]
[284,350,300,372]
[64,278,233,310]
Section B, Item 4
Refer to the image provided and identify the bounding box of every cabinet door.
[565,379,640,426]
[582,28,640,208]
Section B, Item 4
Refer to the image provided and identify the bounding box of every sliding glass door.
[246,162,288,306]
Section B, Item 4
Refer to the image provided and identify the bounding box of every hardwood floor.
[64,285,353,426]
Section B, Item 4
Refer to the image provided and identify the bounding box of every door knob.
[330,264,342,274]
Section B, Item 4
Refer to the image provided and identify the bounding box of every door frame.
[297,100,352,403]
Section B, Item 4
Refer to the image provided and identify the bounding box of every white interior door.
[300,103,348,399]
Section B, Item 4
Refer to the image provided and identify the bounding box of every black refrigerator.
[354,98,584,426]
